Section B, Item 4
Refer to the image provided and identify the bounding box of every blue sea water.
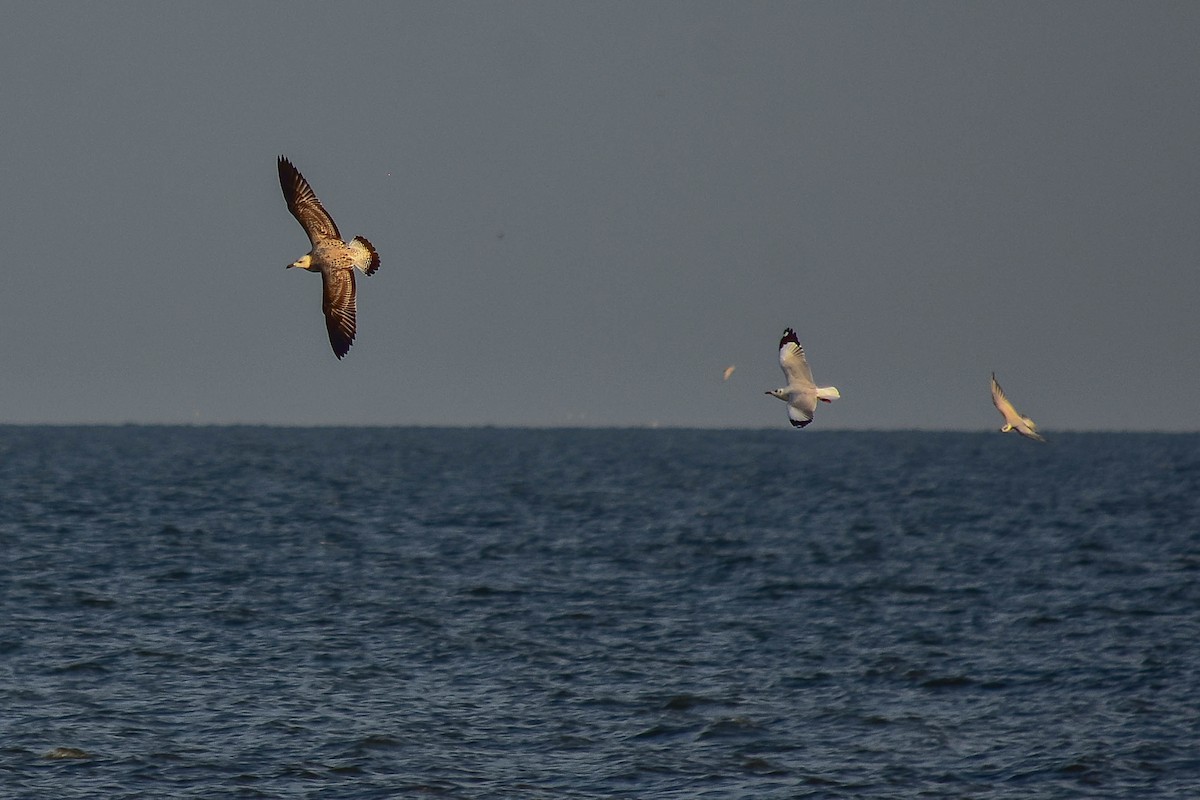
[0,426,1197,798]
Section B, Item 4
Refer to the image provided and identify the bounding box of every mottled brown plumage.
[278,156,379,359]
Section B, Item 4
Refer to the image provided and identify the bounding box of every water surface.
[1,427,1197,797]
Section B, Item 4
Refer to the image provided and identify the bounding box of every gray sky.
[2,2,1197,430]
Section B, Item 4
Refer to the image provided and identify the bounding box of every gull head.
[766,388,787,401]
[287,254,315,271]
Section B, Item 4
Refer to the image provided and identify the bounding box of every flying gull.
[278,156,379,359]
[766,328,840,428]
[990,372,1046,442]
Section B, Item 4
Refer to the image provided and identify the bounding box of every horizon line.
[0,422,1195,435]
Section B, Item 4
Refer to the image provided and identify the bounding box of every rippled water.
[1,427,1198,798]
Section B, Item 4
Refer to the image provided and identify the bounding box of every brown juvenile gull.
[278,156,379,359]
[766,328,840,428]
[990,372,1046,442]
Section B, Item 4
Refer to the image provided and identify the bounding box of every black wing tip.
[326,313,355,360]
[779,327,800,349]
[330,336,353,359]
[278,156,302,196]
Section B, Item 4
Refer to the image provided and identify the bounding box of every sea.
[1,426,1197,799]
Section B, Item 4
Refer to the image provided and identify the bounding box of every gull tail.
[351,236,380,276]
[816,386,840,403]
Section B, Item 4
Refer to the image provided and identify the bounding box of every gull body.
[766,328,840,428]
[278,156,379,359]
[990,372,1046,442]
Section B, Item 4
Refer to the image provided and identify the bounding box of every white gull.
[766,328,840,428]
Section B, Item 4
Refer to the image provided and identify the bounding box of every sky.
[1,2,1197,430]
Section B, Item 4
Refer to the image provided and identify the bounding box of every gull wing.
[279,156,341,246]
[321,267,357,359]
[778,328,816,389]
[787,400,815,428]
[1018,418,1046,442]
[990,373,1019,424]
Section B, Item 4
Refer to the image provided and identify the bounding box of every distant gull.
[990,372,1046,442]
[766,328,840,428]
[278,156,379,359]
[723,365,736,381]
